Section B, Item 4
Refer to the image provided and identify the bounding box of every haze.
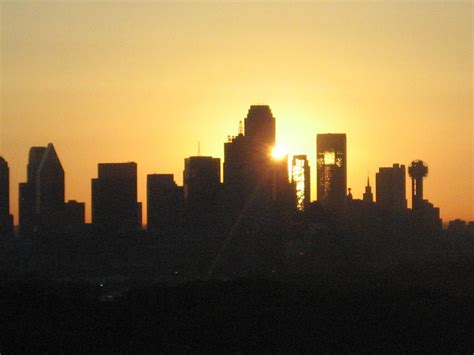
[1,1,472,223]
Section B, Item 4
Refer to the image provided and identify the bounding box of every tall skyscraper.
[317,134,347,210]
[223,105,294,219]
[244,105,276,150]
[92,162,141,234]
[0,157,14,236]
[291,155,311,211]
[225,106,276,188]
[375,163,407,214]
[19,144,65,235]
[147,174,183,233]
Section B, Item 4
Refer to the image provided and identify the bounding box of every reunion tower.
[408,160,428,210]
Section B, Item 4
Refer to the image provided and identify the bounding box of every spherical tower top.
[408,160,428,179]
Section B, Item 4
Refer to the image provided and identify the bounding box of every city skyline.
[1,101,472,224]
[0,104,460,229]
[1,2,472,222]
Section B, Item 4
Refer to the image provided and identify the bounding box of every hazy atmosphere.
[1,1,472,223]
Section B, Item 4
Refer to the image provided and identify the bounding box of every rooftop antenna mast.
[239,121,243,135]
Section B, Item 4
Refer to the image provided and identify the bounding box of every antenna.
[239,121,243,135]
[198,141,201,156]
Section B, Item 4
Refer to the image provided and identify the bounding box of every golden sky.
[1,1,472,223]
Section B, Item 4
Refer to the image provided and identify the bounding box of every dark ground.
[1,265,473,353]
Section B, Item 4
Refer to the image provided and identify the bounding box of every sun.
[271,146,287,160]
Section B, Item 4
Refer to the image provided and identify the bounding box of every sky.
[1,1,472,224]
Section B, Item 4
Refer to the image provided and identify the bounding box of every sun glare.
[271,146,287,160]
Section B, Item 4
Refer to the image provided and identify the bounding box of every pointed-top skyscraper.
[19,143,65,235]
[363,176,374,203]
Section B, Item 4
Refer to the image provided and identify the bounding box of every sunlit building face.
[316,134,347,209]
[292,158,306,211]
[291,155,310,212]
[323,151,336,165]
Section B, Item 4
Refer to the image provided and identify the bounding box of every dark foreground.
[1,267,473,353]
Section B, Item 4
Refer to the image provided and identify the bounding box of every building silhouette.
[408,160,441,231]
[408,160,428,210]
[183,156,221,224]
[147,174,183,234]
[375,163,407,215]
[224,106,276,201]
[291,155,311,211]
[223,105,294,218]
[363,177,374,204]
[0,157,14,237]
[19,144,65,235]
[92,162,141,234]
[316,134,347,210]
[64,200,85,229]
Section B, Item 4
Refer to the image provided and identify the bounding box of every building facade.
[317,134,347,210]
[19,144,65,235]
[147,174,183,233]
[92,162,141,234]
[375,163,407,215]
[291,155,311,211]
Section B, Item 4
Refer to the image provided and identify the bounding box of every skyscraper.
[92,162,141,234]
[183,156,221,214]
[244,105,276,150]
[0,157,14,237]
[363,177,374,204]
[225,106,276,188]
[291,155,311,211]
[375,163,407,214]
[223,105,294,218]
[147,174,183,233]
[317,134,347,210]
[19,144,65,235]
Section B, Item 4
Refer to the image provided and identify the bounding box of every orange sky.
[1,2,472,223]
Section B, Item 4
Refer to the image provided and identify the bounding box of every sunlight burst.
[271,146,287,160]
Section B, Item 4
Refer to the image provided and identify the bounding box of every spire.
[363,175,374,203]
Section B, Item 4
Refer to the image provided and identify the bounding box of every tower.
[408,160,428,210]
[316,134,347,210]
[408,160,441,231]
